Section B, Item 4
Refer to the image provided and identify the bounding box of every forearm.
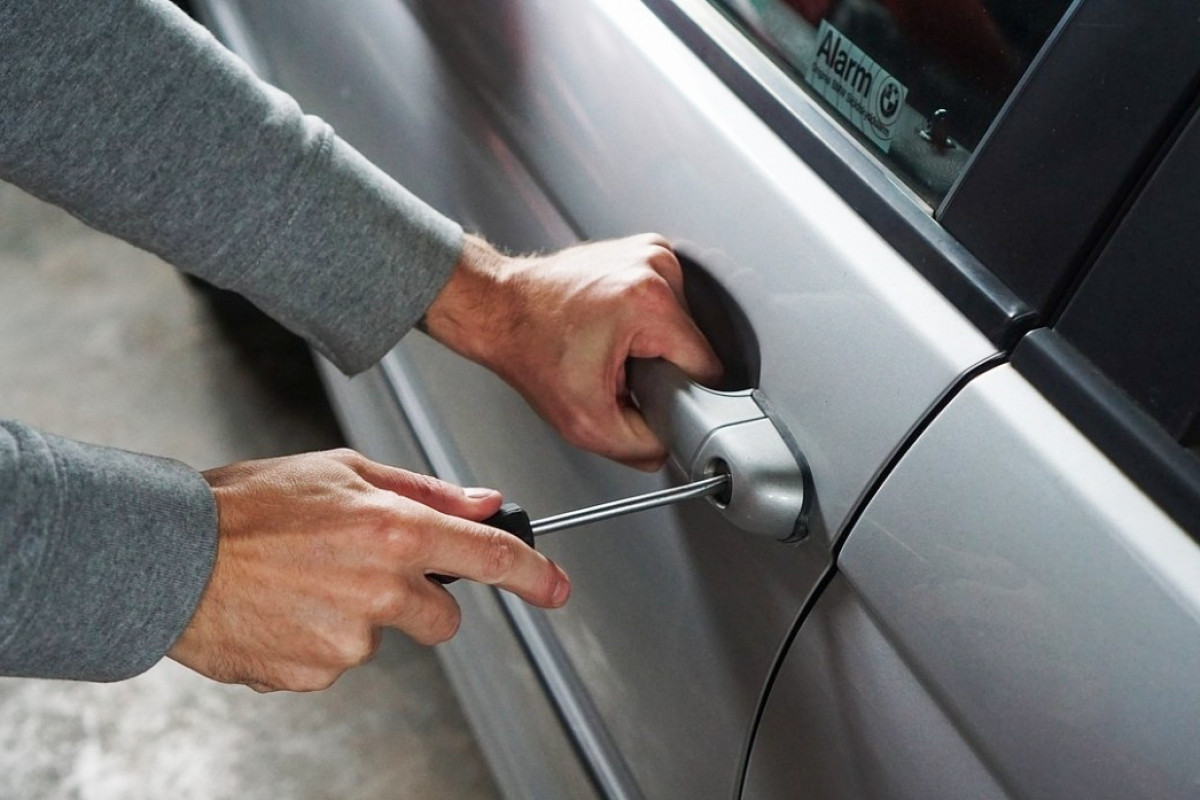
[0,0,462,374]
[0,421,217,681]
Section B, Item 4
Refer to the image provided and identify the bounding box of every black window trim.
[1014,330,1200,537]
[940,0,1200,318]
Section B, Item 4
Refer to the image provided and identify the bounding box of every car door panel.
[744,576,1011,800]
[747,364,1200,798]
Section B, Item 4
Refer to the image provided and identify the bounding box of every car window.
[709,0,1073,203]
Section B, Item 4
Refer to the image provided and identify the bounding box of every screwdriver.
[432,474,730,584]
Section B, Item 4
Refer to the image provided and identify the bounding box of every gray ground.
[0,181,500,800]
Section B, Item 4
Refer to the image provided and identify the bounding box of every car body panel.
[775,365,1200,799]
[744,575,1011,800]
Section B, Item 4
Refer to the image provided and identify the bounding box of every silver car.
[190,1,1200,797]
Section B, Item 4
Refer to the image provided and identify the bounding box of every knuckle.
[368,584,409,622]
[293,669,340,693]
[631,267,661,288]
[361,499,396,535]
[262,664,337,693]
[560,412,601,451]
[328,447,362,466]
[420,605,462,645]
[334,634,375,669]
[643,242,673,263]
[628,271,673,307]
[654,251,684,281]
[407,471,450,502]
[372,508,427,561]
[388,525,427,563]
[635,231,670,249]
[478,529,518,583]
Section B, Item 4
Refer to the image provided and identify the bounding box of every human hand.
[168,449,569,692]
[424,234,723,471]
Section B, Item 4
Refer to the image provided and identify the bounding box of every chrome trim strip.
[378,348,644,800]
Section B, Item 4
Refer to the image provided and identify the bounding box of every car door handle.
[628,358,812,542]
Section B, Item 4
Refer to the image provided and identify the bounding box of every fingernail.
[551,567,571,606]
[465,487,499,499]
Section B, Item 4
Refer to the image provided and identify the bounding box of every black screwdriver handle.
[430,503,536,585]
[482,503,537,546]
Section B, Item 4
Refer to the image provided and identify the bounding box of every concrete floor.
[0,181,501,800]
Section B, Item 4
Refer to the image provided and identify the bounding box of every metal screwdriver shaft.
[433,474,731,585]
[530,474,729,536]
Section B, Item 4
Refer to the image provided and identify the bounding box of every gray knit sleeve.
[0,0,463,375]
[0,421,218,681]
[0,0,463,681]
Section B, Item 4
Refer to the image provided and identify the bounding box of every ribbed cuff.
[0,426,217,682]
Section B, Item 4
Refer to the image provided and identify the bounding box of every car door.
[190,0,1198,797]
[739,4,1200,799]
[745,119,1200,800]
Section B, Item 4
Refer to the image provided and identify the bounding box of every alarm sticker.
[805,21,907,153]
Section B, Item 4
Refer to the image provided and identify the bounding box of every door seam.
[734,351,1008,798]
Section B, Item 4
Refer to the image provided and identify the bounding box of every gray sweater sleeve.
[1,0,464,370]
[0,422,218,681]
[0,0,464,680]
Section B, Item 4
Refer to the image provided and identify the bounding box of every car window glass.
[1056,102,1200,457]
[709,0,1074,204]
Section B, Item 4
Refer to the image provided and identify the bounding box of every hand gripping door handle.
[628,359,812,542]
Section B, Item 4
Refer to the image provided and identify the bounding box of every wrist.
[424,234,521,369]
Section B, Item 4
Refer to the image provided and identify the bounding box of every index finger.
[421,510,571,608]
